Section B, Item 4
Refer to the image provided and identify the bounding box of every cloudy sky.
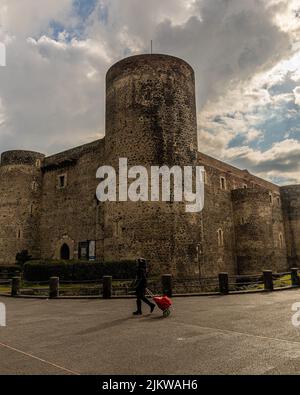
[0,0,299,184]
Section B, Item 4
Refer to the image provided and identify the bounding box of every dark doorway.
[60,243,70,260]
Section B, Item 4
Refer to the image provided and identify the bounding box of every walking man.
[133,258,155,315]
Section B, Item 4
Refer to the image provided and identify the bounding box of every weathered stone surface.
[0,54,296,276]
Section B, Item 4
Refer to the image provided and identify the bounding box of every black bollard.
[263,270,273,291]
[219,272,229,295]
[162,274,172,297]
[11,277,21,297]
[291,268,300,287]
[103,276,112,299]
[49,277,59,299]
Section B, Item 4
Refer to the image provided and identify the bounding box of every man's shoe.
[150,304,155,313]
[133,311,142,315]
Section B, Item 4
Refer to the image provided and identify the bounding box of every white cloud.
[0,0,299,187]
[224,139,300,183]
[294,86,300,105]
[0,0,74,38]
[0,33,109,153]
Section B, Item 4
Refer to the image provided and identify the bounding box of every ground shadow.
[76,316,136,335]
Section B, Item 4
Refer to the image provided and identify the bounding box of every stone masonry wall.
[0,54,296,277]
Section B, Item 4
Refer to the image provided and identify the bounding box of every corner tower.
[0,150,45,265]
[280,185,300,267]
[232,188,287,274]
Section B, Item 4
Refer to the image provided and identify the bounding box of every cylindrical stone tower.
[105,54,198,166]
[232,188,287,274]
[103,54,200,276]
[0,150,45,265]
[280,185,300,267]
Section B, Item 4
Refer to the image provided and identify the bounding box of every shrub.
[16,250,32,267]
[0,265,22,278]
[23,259,137,282]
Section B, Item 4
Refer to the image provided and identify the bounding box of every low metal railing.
[1,268,299,298]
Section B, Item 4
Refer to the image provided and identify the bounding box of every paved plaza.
[1,290,300,374]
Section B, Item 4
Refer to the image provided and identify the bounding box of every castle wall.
[39,140,105,261]
[0,54,296,278]
[197,152,285,276]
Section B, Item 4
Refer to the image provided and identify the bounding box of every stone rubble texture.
[0,54,296,276]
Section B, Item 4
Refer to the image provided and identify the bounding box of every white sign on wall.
[89,240,96,261]
[0,302,6,327]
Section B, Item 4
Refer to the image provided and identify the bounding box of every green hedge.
[0,265,21,277]
[23,260,137,282]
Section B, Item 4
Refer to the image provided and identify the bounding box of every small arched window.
[202,170,208,184]
[220,177,226,190]
[31,181,38,192]
[217,228,224,247]
[17,228,22,240]
[60,243,70,260]
[279,233,284,249]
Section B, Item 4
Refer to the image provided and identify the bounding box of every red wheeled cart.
[146,288,173,317]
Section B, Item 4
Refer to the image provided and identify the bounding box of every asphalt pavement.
[1,290,300,374]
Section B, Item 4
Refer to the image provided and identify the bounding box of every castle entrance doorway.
[60,243,70,260]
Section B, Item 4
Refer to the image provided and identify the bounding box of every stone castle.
[0,54,299,277]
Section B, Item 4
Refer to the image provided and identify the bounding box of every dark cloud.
[154,0,292,107]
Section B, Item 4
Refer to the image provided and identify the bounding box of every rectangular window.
[57,173,67,189]
[276,196,280,206]
[59,176,65,188]
[78,241,89,260]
